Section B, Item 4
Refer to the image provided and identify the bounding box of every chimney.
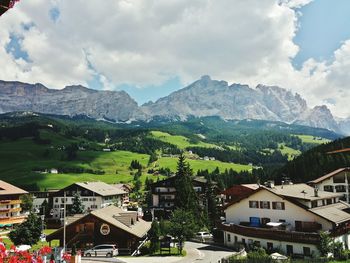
[314,186,319,197]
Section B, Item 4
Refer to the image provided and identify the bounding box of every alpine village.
[2,1,350,263]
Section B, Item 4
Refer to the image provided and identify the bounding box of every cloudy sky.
[1,0,350,118]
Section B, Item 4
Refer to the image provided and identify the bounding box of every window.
[272,202,285,210]
[242,238,245,244]
[323,185,334,192]
[335,185,346,193]
[260,201,270,209]
[234,236,238,243]
[249,201,259,208]
[227,234,231,242]
[55,198,58,203]
[303,247,311,256]
[286,245,293,256]
[279,219,286,222]
[267,242,273,251]
[326,199,332,205]
[311,200,318,208]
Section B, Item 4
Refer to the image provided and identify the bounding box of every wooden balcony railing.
[218,222,321,245]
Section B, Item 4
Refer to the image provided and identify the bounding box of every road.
[82,242,236,263]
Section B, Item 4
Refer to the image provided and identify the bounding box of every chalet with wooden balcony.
[51,181,128,220]
[151,176,213,211]
[220,183,350,257]
[0,180,28,227]
[46,205,151,255]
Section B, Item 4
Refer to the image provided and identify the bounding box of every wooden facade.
[47,213,144,254]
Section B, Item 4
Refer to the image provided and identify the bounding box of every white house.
[220,183,350,257]
[51,181,127,220]
[308,167,350,203]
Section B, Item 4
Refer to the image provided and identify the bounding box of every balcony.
[0,200,21,205]
[219,222,321,245]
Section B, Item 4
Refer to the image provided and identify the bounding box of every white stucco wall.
[223,230,319,256]
[225,189,333,230]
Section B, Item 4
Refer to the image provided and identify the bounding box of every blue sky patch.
[293,0,350,69]
[49,7,60,23]
[5,33,30,62]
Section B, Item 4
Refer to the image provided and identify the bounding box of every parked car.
[195,232,213,242]
[84,244,118,257]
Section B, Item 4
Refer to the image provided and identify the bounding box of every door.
[295,220,302,231]
[286,245,293,256]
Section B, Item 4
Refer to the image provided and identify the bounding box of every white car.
[195,232,213,242]
[84,244,118,257]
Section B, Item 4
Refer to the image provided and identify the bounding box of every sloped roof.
[310,202,350,224]
[224,185,350,225]
[74,182,126,196]
[91,206,151,238]
[270,183,342,201]
[308,168,350,184]
[0,180,27,195]
[221,185,255,197]
[47,206,151,241]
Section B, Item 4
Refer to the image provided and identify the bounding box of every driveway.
[83,242,237,263]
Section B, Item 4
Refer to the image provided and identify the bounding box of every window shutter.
[272,202,276,209]
[281,202,285,210]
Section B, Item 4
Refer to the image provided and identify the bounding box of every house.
[31,189,59,213]
[151,176,214,213]
[220,183,350,257]
[220,184,258,205]
[111,183,132,206]
[0,180,28,226]
[51,182,127,220]
[50,168,58,174]
[308,167,350,203]
[46,205,151,255]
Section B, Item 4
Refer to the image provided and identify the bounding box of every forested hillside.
[273,137,350,183]
[0,112,340,190]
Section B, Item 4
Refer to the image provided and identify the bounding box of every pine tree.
[205,178,218,230]
[174,154,200,214]
[70,192,84,214]
[149,221,161,254]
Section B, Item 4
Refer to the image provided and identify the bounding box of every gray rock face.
[141,76,340,132]
[0,77,344,133]
[0,81,142,122]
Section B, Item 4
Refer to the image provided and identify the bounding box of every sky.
[1,0,350,117]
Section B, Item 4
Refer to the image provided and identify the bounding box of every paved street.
[82,242,236,263]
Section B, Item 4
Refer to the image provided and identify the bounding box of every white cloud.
[0,0,350,117]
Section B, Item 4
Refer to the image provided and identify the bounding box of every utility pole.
[63,191,66,252]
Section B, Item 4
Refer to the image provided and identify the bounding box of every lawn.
[295,134,331,145]
[0,135,152,190]
[278,143,301,161]
[150,131,219,149]
[0,129,251,190]
[0,229,59,251]
[156,157,252,173]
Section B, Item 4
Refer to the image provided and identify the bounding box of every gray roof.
[310,201,350,224]
[91,206,151,238]
[269,183,342,201]
[75,182,127,196]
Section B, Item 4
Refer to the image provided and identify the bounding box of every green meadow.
[295,134,331,144]
[150,131,219,149]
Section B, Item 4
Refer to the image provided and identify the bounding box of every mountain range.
[0,76,348,134]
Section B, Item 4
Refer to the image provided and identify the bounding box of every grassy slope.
[0,129,252,190]
[295,134,331,144]
[156,157,252,173]
[150,131,218,149]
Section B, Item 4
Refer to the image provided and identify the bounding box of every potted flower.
[39,245,52,262]
[70,244,79,263]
